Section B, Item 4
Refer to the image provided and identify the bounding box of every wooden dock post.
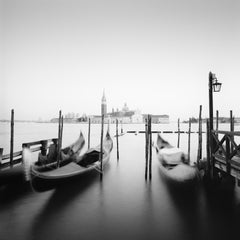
[197,105,202,166]
[100,114,104,179]
[116,119,119,161]
[188,118,191,161]
[10,109,14,167]
[177,118,180,148]
[206,119,210,177]
[149,115,152,180]
[57,110,63,168]
[88,117,91,149]
[145,117,148,180]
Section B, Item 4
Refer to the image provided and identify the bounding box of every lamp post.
[208,71,222,178]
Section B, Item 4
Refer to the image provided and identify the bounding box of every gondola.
[155,134,200,185]
[28,131,113,190]
[0,132,85,186]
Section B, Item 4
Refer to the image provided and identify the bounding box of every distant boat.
[155,134,200,185]
[28,131,113,190]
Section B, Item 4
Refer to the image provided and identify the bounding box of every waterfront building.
[51,91,169,124]
[107,104,143,124]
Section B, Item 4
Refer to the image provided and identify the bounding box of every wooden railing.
[0,138,58,169]
[211,130,240,179]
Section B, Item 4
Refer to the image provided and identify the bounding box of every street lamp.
[208,71,222,178]
[211,73,222,92]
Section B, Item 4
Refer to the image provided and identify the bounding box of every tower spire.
[102,89,106,102]
[101,89,107,115]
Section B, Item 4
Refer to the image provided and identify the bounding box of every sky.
[0,0,240,121]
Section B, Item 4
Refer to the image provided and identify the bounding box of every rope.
[93,165,104,174]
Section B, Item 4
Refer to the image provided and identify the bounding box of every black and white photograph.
[1,0,240,240]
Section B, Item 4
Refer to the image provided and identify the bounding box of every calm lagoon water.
[1,122,240,240]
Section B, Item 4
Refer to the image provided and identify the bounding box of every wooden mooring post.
[88,117,91,149]
[206,119,211,177]
[145,118,149,180]
[57,111,63,168]
[230,110,234,153]
[10,109,14,167]
[148,115,152,180]
[100,114,104,179]
[116,119,119,161]
[145,115,152,180]
[188,118,191,161]
[197,105,202,166]
[177,118,180,148]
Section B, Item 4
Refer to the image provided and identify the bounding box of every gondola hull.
[156,134,200,187]
[31,155,110,191]
[30,132,113,191]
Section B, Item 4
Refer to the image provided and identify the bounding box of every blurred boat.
[155,134,200,185]
[29,131,113,190]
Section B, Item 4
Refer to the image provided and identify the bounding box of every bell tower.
[101,90,107,116]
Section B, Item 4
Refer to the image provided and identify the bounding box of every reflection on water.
[0,123,240,240]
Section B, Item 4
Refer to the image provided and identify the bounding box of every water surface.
[0,123,240,240]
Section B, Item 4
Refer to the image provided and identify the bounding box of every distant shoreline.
[1,120,238,125]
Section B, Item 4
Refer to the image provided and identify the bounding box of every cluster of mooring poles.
[142,105,204,180]
[206,109,237,178]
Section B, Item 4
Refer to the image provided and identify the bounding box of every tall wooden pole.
[10,109,14,167]
[206,119,210,177]
[188,118,191,161]
[145,117,148,180]
[57,110,62,168]
[100,114,104,178]
[116,119,119,160]
[88,118,91,149]
[177,118,180,148]
[230,110,234,153]
[197,105,202,166]
[149,115,152,180]
[209,72,215,178]
[61,116,63,146]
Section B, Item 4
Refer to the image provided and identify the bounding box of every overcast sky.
[1,0,240,121]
